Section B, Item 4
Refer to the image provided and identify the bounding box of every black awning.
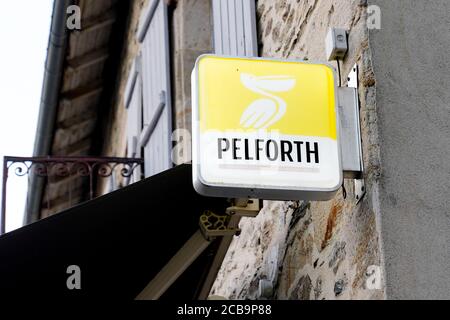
[0,164,229,299]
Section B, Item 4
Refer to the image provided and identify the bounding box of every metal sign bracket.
[339,64,365,202]
[199,198,262,240]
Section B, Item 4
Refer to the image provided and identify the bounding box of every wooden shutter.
[124,56,143,184]
[212,0,258,56]
[137,0,172,178]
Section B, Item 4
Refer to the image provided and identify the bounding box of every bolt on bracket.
[226,198,262,217]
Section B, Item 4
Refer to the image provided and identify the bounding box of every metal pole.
[1,157,8,235]
[197,215,242,299]
[135,230,211,300]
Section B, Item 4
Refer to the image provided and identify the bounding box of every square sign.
[192,55,342,200]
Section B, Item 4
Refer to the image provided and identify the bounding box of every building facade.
[26,0,450,299]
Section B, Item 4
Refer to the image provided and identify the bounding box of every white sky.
[0,0,53,232]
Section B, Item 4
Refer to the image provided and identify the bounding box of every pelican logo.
[192,55,342,200]
[239,73,296,129]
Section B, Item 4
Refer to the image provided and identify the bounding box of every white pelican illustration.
[240,73,296,129]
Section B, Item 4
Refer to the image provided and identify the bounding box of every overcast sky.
[0,0,53,232]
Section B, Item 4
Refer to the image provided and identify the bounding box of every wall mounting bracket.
[199,198,262,240]
[339,64,365,202]
[338,85,363,179]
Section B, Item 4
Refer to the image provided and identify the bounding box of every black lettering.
[244,139,253,160]
[293,141,303,162]
[219,138,319,163]
[306,142,320,163]
[218,138,229,159]
[255,139,264,161]
[266,140,279,161]
[280,140,294,162]
[232,138,241,160]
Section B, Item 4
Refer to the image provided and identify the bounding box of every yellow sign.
[198,56,337,139]
[192,55,342,200]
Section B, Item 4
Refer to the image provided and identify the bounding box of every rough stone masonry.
[210,0,385,300]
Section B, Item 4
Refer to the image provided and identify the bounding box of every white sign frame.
[191,55,343,200]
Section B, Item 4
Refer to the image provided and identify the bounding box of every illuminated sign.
[192,55,342,200]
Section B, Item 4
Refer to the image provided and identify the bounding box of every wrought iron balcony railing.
[1,156,144,235]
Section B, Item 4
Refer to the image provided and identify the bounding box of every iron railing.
[1,156,144,235]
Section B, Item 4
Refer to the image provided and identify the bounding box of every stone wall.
[172,0,213,134]
[211,0,385,300]
[171,0,213,165]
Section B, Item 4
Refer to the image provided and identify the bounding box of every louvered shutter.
[212,0,258,56]
[137,0,173,178]
[124,56,143,184]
